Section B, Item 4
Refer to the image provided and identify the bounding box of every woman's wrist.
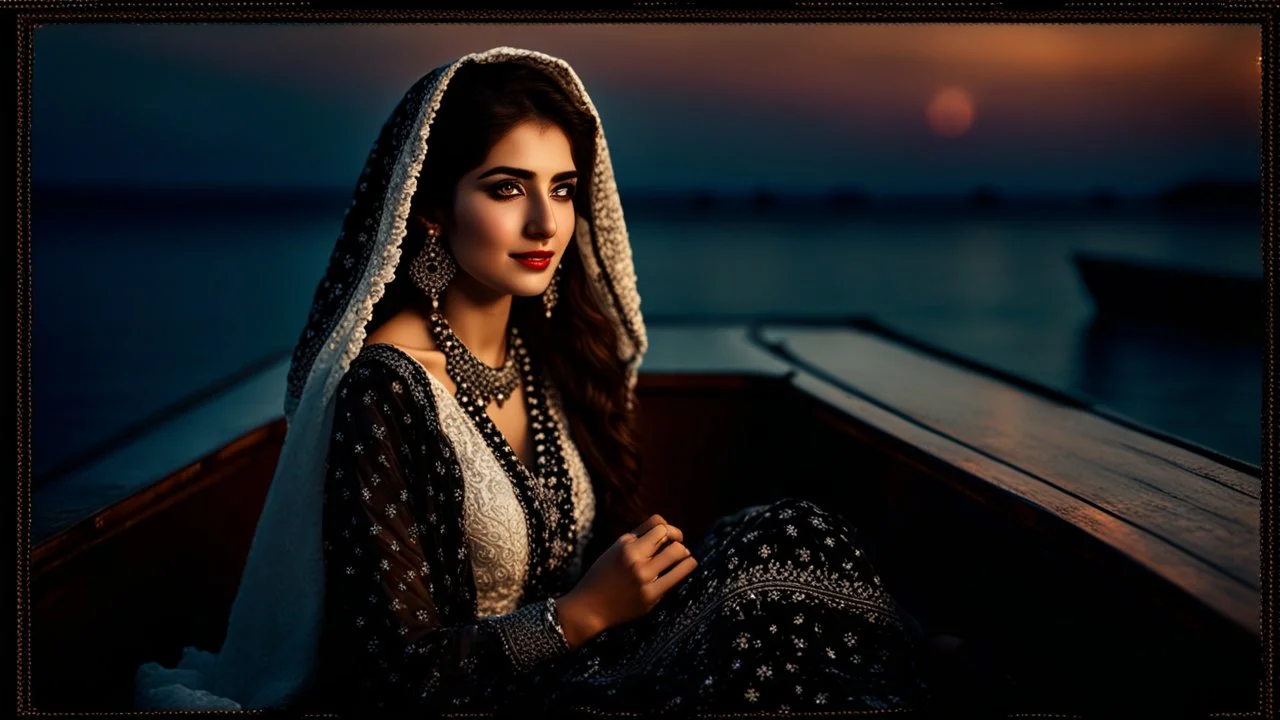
[554,591,605,649]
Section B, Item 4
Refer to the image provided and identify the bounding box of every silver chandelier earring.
[543,264,561,318]
[410,223,456,310]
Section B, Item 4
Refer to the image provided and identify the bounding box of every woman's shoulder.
[338,342,437,411]
[359,308,453,392]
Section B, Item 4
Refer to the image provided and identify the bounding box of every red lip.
[511,250,554,270]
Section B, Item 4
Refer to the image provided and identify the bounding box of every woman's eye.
[491,181,522,198]
[489,181,574,200]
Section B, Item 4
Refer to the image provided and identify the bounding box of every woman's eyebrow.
[476,166,578,182]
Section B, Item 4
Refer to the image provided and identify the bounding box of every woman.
[135,47,929,716]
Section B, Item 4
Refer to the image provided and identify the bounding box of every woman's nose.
[524,194,558,239]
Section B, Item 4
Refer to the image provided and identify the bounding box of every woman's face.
[446,119,579,300]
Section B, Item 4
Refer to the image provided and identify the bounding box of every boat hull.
[1073,251,1263,340]
[30,334,1260,714]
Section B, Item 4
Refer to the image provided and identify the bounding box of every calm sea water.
[30,188,1263,485]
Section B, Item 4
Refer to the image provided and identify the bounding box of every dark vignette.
[7,3,1276,719]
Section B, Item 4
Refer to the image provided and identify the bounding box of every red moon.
[926,87,976,138]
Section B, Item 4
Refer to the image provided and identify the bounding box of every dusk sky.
[32,23,1261,197]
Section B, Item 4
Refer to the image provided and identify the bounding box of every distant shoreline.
[30,180,1260,218]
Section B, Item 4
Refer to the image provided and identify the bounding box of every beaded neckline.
[363,340,564,485]
[427,312,521,410]
[357,340,582,590]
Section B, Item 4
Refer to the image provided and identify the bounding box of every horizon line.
[29,178,1260,201]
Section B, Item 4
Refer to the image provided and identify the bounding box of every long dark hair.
[369,60,644,552]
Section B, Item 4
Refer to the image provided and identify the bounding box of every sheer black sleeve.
[320,358,572,713]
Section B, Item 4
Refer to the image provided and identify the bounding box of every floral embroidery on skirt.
[508,497,931,716]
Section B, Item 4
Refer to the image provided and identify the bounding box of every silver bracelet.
[492,597,574,673]
[544,596,571,651]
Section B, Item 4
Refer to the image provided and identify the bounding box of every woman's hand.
[556,514,698,647]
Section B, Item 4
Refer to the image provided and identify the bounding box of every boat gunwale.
[783,367,1259,637]
[31,419,288,579]
[757,317,1261,480]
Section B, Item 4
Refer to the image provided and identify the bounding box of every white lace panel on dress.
[426,374,530,617]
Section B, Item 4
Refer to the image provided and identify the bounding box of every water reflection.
[1072,315,1261,466]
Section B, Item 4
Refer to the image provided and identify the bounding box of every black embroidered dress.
[318,342,929,717]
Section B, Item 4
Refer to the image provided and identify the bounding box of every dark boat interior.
[29,320,1261,717]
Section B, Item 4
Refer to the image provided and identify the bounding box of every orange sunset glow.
[86,24,1259,121]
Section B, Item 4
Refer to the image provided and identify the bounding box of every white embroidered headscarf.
[133,46,646,710]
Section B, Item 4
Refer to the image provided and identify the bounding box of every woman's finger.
[632,514,664,537]
[637,523,670,557]
[643,541,690,580]
[633,514,684,545]
[651,555,698,597]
